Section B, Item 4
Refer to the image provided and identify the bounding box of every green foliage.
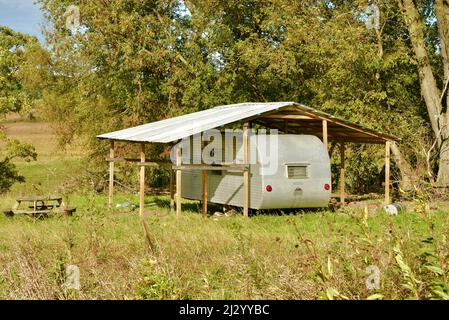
[33,0,431,193]
[0,26,43,193]
[0,160,25,193]
[135,259,185,300]
[0,26,48,117]
[0,134,37,193]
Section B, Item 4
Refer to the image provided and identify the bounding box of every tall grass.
[0,194,448,300]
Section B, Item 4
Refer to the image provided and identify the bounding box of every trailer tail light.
[324,183,330,191]
[266,185,273,192]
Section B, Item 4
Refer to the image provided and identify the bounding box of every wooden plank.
[243,122,250,217]
[291,107,390,140]
[139,143,146,218]
[172,164,248,171]
[322,120,328,149]
[106,157,171,165]
[202,170,208,216]
[108,140,115,208]
[176,148,182,218]
[137,162,171,167]
[385,141,391,205]
[340,143,346,205]
[13,210,51,215]
[261,114,314,120]
[169,169,174,212]
[16,196,62,202]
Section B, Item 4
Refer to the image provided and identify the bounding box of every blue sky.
[0,0,44,42]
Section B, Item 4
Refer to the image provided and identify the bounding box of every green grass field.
[0,119,448,300]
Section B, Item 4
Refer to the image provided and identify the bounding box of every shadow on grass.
[153,197,202,212]
[151,197,325,216]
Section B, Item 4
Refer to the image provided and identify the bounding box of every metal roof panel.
[97,102,399,143]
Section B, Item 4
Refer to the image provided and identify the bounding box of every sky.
[0,0,45,43]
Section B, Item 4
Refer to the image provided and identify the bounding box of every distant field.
[0,118,448,300]
[1,114,83,158]
[2,121,57,157]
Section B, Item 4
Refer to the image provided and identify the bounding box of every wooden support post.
[385,141,391,205]
[202,170,208,216]
[169,168,174,212]
[322,120,328,150]
[340,143,346,205]
[108,140,115,208]
[139,143,146,218]
[243,122,250,217]
[176,148,182,218]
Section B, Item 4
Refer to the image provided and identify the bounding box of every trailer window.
[287,165,309,179]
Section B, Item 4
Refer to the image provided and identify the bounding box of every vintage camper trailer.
[181,134,331,209]
[99,101,399,216]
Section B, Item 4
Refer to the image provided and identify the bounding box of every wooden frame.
[385,141,391,205]
[170,169,174,212]
[172,164,247,171]
[243,122,250,217]
[340,143,346,205]
[139,143,146,218]
[322,120,328,149]
[108,140,115,208]
[102,103,399,218]
[176,148,182,218]
[202,170,208,216]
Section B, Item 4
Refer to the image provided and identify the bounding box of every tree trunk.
[390,142,414,191]
[437,139,449,184]
[398,0,449,185]
[435,0,449,186]
[376,3,415,190]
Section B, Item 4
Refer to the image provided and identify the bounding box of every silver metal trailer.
[181,134,331,209]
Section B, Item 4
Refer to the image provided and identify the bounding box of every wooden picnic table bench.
[3,195,76,218]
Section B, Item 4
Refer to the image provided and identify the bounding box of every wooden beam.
[385,141,391,205]
[139,143,146,218]
[169,168,174,212]
[340,143,346,205]
[176,148,182,218]
[243,122,250,217]
[106,157,171,165]
[108,140,115,208]
[322,120,328,149]
[137,162,171,167]
[172,164,248,171]
[261,114,314,120]
[202,170,208,216]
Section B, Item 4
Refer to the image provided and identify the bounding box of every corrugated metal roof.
[97,102,294,143]
[97,102,398,143]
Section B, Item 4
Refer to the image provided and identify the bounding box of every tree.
[181,0,426,192]
[0,26,40,193]
[37,0,431,194]
[397,0,449,186]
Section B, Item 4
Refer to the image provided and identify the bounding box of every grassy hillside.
[0,119,448,300]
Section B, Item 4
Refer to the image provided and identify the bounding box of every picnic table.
[3,195,76,217]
